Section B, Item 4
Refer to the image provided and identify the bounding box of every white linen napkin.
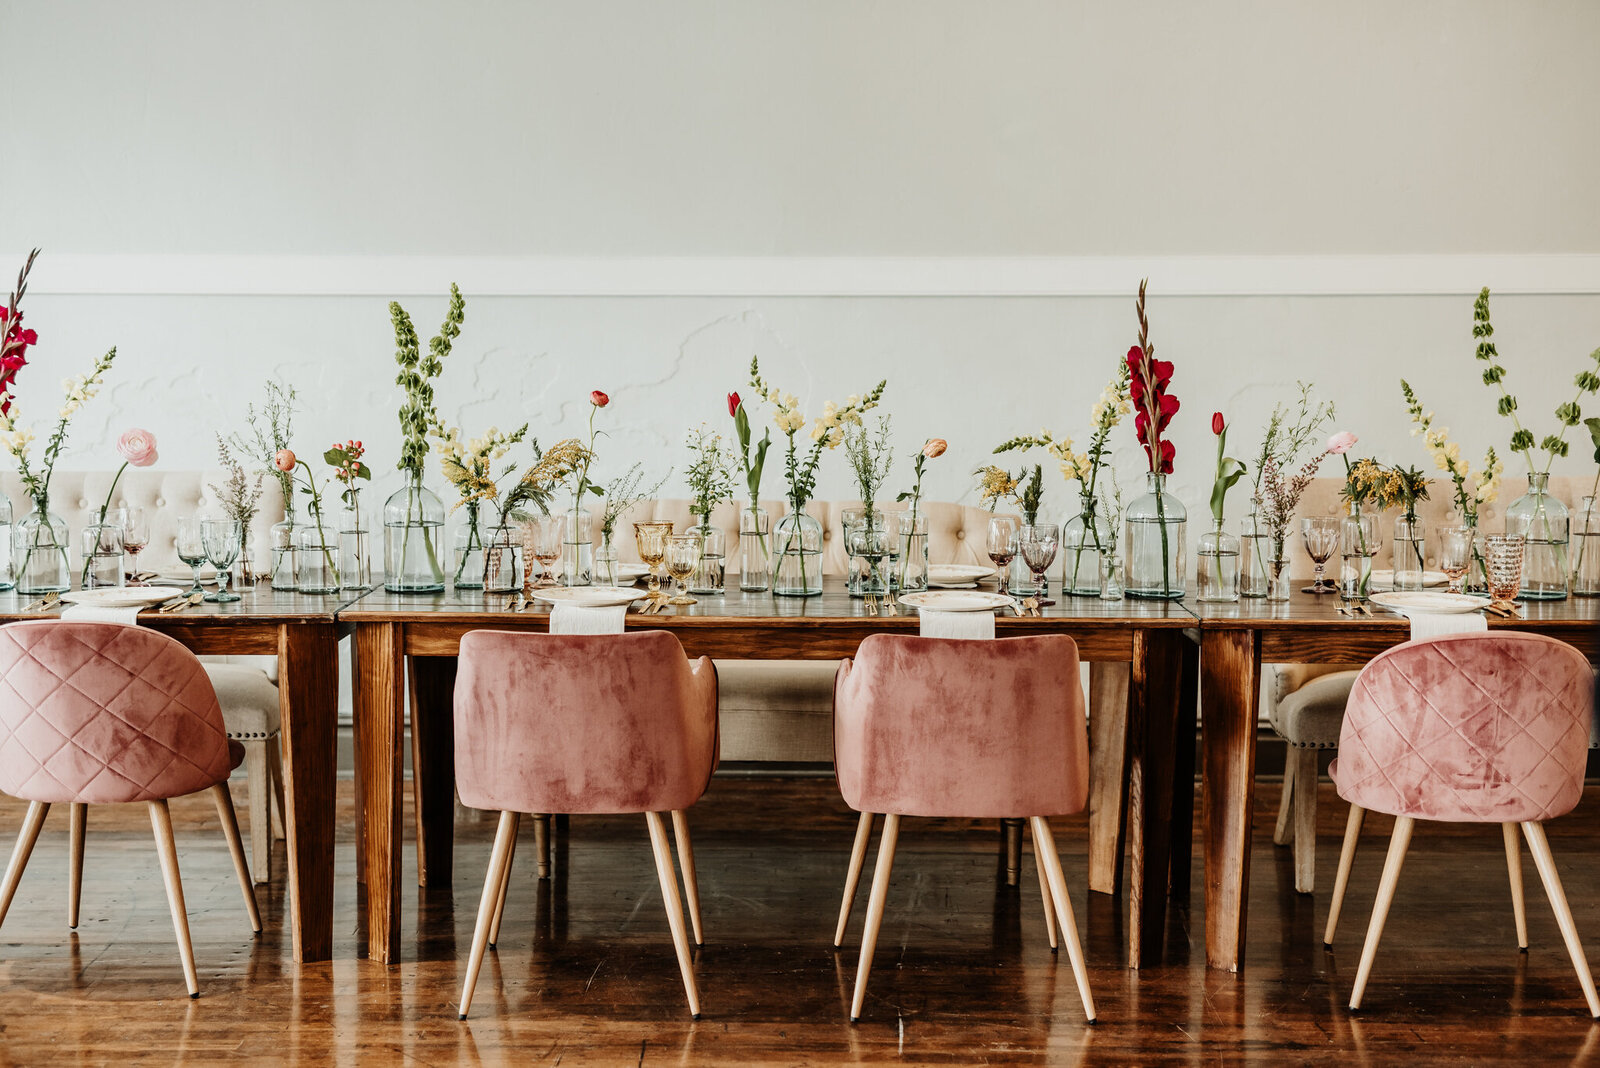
[1406,610,1488,640]
[60,604,143,626]
[918,609,996,640]
[549,603,629,635]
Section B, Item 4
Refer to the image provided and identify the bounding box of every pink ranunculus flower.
[1326,431,1358,455]
[116,428,159,467]
[922,438,948,459]
[274,449,297,472]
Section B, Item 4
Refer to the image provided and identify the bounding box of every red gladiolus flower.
[727,391,741,418]
[590,390,609,408]
[1212,411,1225,436]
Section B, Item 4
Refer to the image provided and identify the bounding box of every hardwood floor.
[1,777,1598,1064]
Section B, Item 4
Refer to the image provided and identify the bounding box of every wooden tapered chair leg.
[488,813,520,949]
[646,811,702,1019]
[1033,827,1058,952]
[1324,804,1366,947]
[68,803,86,929]
[834,811,874,948]
[211,784,262,933]
[149,799,200,999]
[1273,752,1298,846]
[1031,816,1095,1023]
[244,738,271,884]
[1521,821,1600,1018]
[1503,822,1528,951]
[534,814,551,879]
[458,810,519,1019]
[1291,749,1319,894]
[1349,814,1414,1011]
[670,810,705,947]
[850,813,900,1023]
[0,800,50,931]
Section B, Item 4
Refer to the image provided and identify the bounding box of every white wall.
[2,1,1597,532]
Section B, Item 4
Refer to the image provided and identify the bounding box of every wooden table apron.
[0,594,346,964]
[342,586,1200,968]
[1195,592,1600,973]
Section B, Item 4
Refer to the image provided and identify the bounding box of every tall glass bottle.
[384,478,446,593]
[1124,473,1186,600]
[1504,472,1569,600]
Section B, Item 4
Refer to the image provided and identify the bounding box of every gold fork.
[865,595,879,616]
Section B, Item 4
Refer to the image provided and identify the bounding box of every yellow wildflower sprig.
[1400,380,1501,523]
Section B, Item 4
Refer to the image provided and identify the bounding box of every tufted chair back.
[1331,632,1592,823]
[0,470,285,576]
[0,621,235,805]
[575,498,1017,576]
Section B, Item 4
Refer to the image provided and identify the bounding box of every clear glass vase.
[1504,472,1569,600]
[559,510,592,587]
[483,525,519,593]
[1392,515,1427,591]
[81,522,125,589]
[1196,521,1240,603]
[738,505,771,592]
[593,536,620,588]
[894,512,929,592]
[1573,496,1600,597]
[383,479,446,593]
[1099,544,1124,600]
[452,503,486,590]
[1239,513,1272,598]
[1062,502,1110,596]
[296,523,340,594]
[13,501,69,595]
[0,495,14,591]
[1124,473,1186,600]
[688,518,726,594]
[846,515,891,598]
[1341,509,1381,601]
[269,509,299,591]
[773,508,823,597]
[339,495,373,591]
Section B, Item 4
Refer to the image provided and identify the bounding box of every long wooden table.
[1193,590,1600,972]
[0,588,348,962]
[342,582,1200,967]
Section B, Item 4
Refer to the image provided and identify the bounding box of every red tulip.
[1212,411,1225,435]
[590,390,609,408]
[727,391,741,418]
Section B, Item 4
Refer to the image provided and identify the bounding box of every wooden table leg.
[1126,627,1182,969]
[355,622,406,965]
[1201,626,1261,971]
[1086,661,1131,896]
[276,621,339,963]
[408,656,457,889]
[1168,636,1200,901]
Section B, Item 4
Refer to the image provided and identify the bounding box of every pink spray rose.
[115,428,159,467]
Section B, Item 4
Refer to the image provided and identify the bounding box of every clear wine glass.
[1300,516,1340,594]
[986,516,1019,596]
[634,521,673,598]
[201,518,243,603]
[663,533,702,606]
[176,515,208,596]
[1020,523,1059,607]
[529,515,564,589]
[118,505,150,585]
[1438,525,1473,595]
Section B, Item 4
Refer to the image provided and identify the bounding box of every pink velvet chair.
[0,621,260,998]
[832,633,1096,1024]
[1321,632,1598,1016]
[452,629,718,1020]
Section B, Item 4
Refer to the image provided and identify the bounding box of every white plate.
[1369,569,1449,591]
[530,586,650,608]
[1369,591,1491,615]
[928,581,980,589]
[926,564,997,586]
[614,563,652,583]
[155,570,218,587]
[898,590,1017,613]
[59,586,186,609]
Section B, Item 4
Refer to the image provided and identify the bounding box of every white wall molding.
[13,253,1600,298]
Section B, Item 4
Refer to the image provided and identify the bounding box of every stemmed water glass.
[1438,526,1474,595]
[634,521,673,599]
[663,533,702,606]
[1020,523,1059,607]
[527,515,564,589]
[1485,534,1525,610]
[116,506,151,584]
[986,516,1019,596]
[201,519,243,603]
[176,516,209,597]
[1300,516,1340,594]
